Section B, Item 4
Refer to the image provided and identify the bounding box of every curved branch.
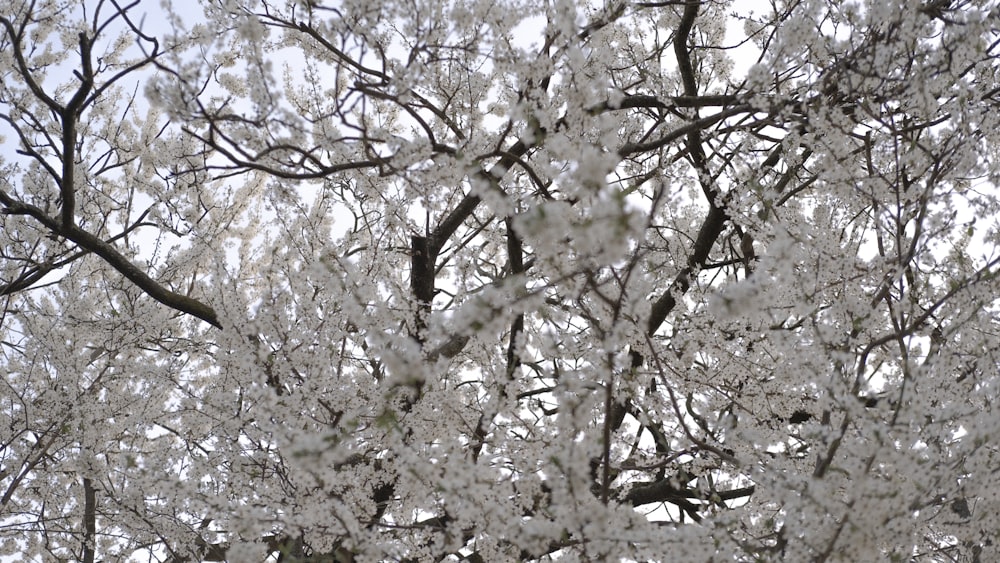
[0,192,221,328]
[617,105,753,157]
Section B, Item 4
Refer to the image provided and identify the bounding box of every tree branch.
[0,192,221,328]
[82,477,97,563]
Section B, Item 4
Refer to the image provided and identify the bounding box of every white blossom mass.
[1,0,999,561]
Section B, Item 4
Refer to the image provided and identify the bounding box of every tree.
[1,0,999,560]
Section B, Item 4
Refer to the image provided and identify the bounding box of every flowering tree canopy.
[2,0,1000,560]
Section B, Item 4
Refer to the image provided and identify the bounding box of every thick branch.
[593,94,739,112]
[644,0,730,338]
[82,477,97,563]
[504,217,525,382]
[60,32,96,229]
[410,235,435,341]
[617,105,752,157]
[647,205,727,335]
[429,138,534,256]
[0,193,221,328]
[624,478,755,508]
[674,1,700,98]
